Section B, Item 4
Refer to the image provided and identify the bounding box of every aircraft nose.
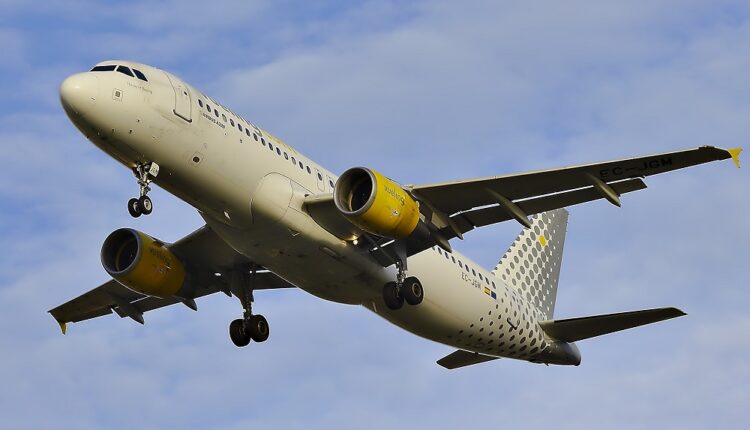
[60,73,99,115]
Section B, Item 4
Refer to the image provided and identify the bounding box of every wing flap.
[538,307,686,342]
[451,178,647,236]
[437,350,499,369]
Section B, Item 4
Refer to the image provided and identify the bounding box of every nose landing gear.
[127,162,158,218]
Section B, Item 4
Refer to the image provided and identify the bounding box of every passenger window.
[238,123,243,132]
[253,134,258,141]
[306,166,311,174]
[299,161,304,169]
[472,268,477,276]
[222,114,227,122]
[291,156,296,164]
[214,109,219,118]
[329,180,334,188]
[230,119,235,127]
[268,142,273,150]
[451,256,456,263]
[283,152,288,160]
[276,148,281,155]
[206,104,211,112]
[458,261,463,268]
[116,66,134,77]
[245,129,250,137]
[132,69,148,81]
[91,65,116,72]
[198,100,203,108]
[317,172,323,180]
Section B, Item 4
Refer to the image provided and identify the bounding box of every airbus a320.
[50,61,742,369]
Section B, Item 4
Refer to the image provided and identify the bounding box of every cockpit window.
[91,65,116,72]
[132,69,148,82]
[116,66,134,77]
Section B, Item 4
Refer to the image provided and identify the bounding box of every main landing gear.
[382,257,424,310]
[127,162,159,218]
[229,267,270,347]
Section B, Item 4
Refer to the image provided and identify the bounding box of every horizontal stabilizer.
[539,307,686,342]
[437,350,499,369]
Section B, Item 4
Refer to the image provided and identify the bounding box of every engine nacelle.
[101,228,185,298]
[334,167,420,239]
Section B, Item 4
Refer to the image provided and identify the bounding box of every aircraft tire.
[402,277,424,306]
[138,195,153,215]
[383,282,404,310]
[229,319,251,347]
[127,198,142,218]
[248,314,270,343]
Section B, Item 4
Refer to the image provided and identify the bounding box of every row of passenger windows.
[90,65,148,82]
[435,246,496,289]
[196,98,335,188]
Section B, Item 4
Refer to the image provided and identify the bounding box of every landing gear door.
[165,73,192,123]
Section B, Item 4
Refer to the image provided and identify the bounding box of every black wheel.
[138,195,153,215]
[128,198,141,218]
[383,282,404,310]
[402,277,424,306]
[247,314,270,343]
[229,319,251,347]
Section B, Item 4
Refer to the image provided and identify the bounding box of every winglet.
[727,147,742,168]
[57,320,67,335]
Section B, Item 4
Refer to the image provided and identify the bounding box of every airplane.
[50,60,742,369]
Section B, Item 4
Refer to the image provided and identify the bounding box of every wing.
[49,226,295,333]
[305,146,740,266]
[411,146,739,218]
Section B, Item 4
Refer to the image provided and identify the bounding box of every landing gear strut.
[382,244,424,310]
[229,266,270,347]
[127,162,158,218]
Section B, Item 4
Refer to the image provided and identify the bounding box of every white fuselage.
[60,61,576,365]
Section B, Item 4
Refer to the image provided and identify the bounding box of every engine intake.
[334,167,420,239]
[101,228,185,298]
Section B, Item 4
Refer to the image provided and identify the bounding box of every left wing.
[49,226,295,333]
[305,146,741,266]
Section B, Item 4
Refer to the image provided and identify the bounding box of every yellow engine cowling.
[334,167,420,239]
[100,228,185,298]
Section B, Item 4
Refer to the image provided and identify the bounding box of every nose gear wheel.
[127,162,158,217]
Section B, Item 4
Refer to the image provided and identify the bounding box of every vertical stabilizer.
[491,209,568,319]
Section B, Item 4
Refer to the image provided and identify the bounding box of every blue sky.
[1,1,749,428]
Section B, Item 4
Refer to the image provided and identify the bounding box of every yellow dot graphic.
[539,235,547,247]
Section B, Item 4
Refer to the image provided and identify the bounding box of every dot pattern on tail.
[491,209,568,319]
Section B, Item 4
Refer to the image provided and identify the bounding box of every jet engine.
[334,167,422,239]
[101,228,185,298]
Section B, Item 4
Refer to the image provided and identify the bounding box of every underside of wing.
[304,146,740,268]
[49,226,295,333]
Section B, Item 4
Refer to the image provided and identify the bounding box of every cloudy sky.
[1,0,748,428]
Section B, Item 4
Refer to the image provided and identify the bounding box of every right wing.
[49,226,295,333]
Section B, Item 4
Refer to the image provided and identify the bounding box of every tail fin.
[491,209,568,319]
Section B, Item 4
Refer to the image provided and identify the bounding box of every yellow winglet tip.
[58,321,67,335]
[728,147,742,168]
